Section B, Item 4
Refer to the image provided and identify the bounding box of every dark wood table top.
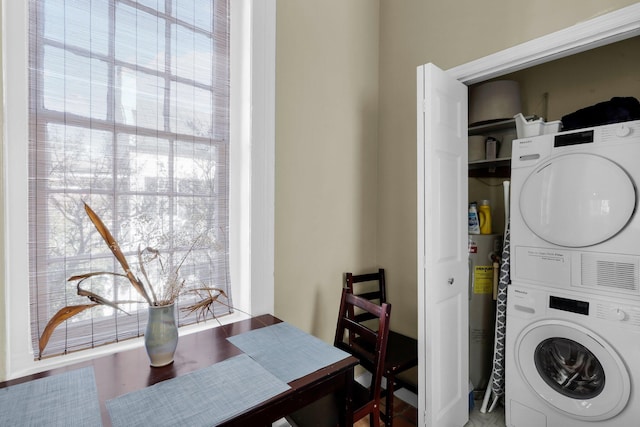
[1,314,359,426]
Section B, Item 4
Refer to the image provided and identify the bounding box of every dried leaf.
[68,271,128,282]
[77,286,129,313]
[181,287,229,320]
[69,272,139,310]
[83,202,152,305]
[137,245,159,304]
[39,304,99,355]
[190,287,227,297]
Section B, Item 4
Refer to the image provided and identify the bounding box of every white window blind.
[29,0,232,359]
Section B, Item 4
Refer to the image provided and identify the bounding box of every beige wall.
[502,36,640,122]
[274,0,380,342]
[376,0,639,341]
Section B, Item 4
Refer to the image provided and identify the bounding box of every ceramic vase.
[144,303,178,367]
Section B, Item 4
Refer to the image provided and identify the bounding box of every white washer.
[505,283,640,427]
[510,120,640,301]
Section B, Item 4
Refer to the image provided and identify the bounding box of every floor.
[275,389,506,427]
[352,395,416,427]
[353,395,506,427]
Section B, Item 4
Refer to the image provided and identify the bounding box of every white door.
[417,63,468,426]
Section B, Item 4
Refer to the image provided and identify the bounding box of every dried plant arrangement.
[38,202,231,356]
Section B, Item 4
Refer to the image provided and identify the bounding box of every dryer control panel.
[513,119,640,164]
[552,121,637,147]
[554,129,595,147]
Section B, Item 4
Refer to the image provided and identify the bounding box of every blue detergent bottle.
[469,202,480,234]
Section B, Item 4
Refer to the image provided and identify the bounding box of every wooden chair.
[345,268,418,427]
[287,290,391,427]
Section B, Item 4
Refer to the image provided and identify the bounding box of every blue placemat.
[227,322,350,383]
[0,366,102,427]
[106,354,290,427]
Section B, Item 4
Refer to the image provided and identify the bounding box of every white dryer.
[505,283,640,427]
[510,120,640,301]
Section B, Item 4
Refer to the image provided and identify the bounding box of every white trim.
[229,0,276,317]
[249,0,276,316]
[229,0,251,318]
[3,0,31,380]
[448,3,640,85]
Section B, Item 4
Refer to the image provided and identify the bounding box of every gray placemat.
[227,322,350,383]
[0,366,102,427]
[106,354,290,427]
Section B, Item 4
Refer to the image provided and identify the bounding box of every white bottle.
[485,137,498,160]
[469,203,480,234]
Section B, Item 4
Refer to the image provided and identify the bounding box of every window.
[3,0,275,377]
[28,0,233,358]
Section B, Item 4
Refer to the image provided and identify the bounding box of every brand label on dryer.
[526,249,566,263]
[514,246,571,287]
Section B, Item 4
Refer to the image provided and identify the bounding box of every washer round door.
[519,153,636,247]
[515,320,630,421]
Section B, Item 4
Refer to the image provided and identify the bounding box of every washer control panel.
[509,283,640,330]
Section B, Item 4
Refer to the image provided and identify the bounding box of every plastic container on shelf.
[514,113,562,138]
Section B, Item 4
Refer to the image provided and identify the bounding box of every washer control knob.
[613,308,626,321]
[616,124,631,137]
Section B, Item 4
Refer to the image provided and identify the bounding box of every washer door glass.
[516,320,630,421]
[519,153,636,247]
[534,337,605,399]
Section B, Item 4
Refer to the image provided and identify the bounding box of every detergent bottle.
[468,203,480,234]
[478,200,492,234]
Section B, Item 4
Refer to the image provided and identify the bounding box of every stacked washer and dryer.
[505,119,640,426]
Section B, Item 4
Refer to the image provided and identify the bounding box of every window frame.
[1,0,275,379]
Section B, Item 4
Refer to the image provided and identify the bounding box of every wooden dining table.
[0,314,358,426]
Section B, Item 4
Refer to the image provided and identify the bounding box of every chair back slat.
[339,316,378,346]
[345,268,387,303]
[348,270,385,285]
[355,290,383,301]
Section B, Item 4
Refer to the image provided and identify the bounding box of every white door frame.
[447,3,640,85]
